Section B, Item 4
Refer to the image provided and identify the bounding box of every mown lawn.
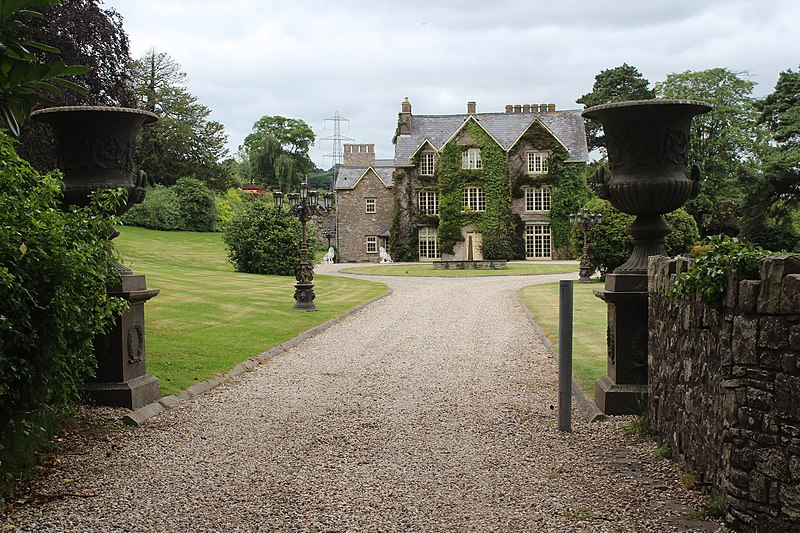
[518,280,608,394]
[114,226,388,396]
[343,262,578,277]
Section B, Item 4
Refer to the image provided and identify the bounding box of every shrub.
[121,185,182,230]
[214,188,246,231]
[0,133,126,491]
[173,176,218,232]
[223,201,317,275]
[578,198,699,276]
[669,235,768,307]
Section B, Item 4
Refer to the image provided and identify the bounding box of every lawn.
[342,262,578,277]
[114,226,388,396]
[518,280,608,395]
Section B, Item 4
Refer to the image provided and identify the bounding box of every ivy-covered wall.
[434,120,515,259]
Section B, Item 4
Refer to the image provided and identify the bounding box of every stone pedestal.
[84,273,160,409]
[594,272,648,414]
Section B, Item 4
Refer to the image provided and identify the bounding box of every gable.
[335,164,394,190]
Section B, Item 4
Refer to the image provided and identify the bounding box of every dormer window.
[462,148,482,169]
[419,152,435,176]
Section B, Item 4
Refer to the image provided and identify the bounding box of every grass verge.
[342,262,578,277]
[518,280,607,395]
[115,227,388,396]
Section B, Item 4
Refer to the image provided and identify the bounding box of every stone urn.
[581,99,711,274]
[31,106,157,216]
[31,105,161,410]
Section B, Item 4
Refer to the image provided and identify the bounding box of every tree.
[655,68,761,236]
[577,63,655,152]
[131,49,232,189]
[240,115,315,190]
[742,67,800,250]
[9,0,135,170]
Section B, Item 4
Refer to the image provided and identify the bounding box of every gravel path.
[5,267,725,531]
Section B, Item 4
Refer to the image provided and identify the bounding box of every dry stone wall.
[648,255,800,531]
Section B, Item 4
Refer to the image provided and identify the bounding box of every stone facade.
[648,254,800,531]
[335,144,394,262]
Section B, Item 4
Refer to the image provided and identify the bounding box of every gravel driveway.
[6,266,725,531]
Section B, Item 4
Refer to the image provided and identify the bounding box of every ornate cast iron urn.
[581,99,711,415]
[32,106,161,409]
[583,99,711,273]
[31,106,156,214]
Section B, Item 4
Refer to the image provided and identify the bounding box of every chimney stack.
[398,97,412,135]
[467,101,476,114]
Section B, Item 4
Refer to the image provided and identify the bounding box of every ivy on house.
[435,120,515,259]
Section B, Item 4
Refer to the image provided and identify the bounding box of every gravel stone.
[4,265,727,532]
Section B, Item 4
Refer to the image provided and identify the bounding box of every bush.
[173,176,218,232]
[121,185,182,230]
[0,133,126,491]
[214,188,246,231]
[223,201,317,275]
[578,198,699,276]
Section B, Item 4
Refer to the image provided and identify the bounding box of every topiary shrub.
[578,197,698,276]
[223,200,317,275]
[121,184,182,230]
[0,133,126,491]
[173,176,218,232]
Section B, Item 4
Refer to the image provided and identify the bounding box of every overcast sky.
[103,0,800,169]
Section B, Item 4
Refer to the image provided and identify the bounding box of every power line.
[320,111,355,183]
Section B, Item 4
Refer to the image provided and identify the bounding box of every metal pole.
[558,279,573,432]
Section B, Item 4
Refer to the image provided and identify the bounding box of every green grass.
[114,226,388,396]
[518,280,607,394]
[342,261,578,277]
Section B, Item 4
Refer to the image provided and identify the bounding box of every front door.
[465,232,483,261]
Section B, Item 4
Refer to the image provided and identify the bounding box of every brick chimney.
[397,97,412,135]
[343,144,376,166]
[467,101,476,115]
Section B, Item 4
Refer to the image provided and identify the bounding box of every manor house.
[334,98,589,262]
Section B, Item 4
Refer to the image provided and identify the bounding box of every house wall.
[649,255,800,531]
[336,170,393,262]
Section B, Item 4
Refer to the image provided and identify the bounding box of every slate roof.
[335,159,395,190]
[394,109,589,166]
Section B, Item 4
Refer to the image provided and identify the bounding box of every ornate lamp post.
[323,228,336,249]
[274,179,335,311]
[569,208,602,283]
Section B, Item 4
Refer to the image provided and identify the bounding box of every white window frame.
[525,186,551,212]
[462,147,482,169]
[525,224,552,259]
[366,236,378,254]
[418,227,441,260]
[462,186,485,212]
[365,198,376,214]
[418,190,439,215]
[419,152,435,176]
[527,151,550,174]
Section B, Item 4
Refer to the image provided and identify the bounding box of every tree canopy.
[240,115,315,190]
[655,68,760,235]
[10,0,134,170]
[739,68,800,248]
[576,63,655,152]
[131,49,235,190]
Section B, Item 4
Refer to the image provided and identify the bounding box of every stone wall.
[648,255,800,531]
[336,170,393,262]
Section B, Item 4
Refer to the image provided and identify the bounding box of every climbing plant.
[435,120,514,259]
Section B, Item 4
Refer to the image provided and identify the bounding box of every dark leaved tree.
[576,63,655,153]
